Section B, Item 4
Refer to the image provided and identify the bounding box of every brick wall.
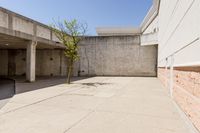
[158,67,169,88]
[158,67,200,131]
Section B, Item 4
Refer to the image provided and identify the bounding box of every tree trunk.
[66,59,73,84]
[67,66,71,84]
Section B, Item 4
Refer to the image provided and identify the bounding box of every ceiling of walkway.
[0,34,64,49]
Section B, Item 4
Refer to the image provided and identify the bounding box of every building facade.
[140,0,200,131]
[0,7,157,81]
[0,0,199,131]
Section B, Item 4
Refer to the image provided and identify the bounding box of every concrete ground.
[0,77,197,133]
[14,76,88,94]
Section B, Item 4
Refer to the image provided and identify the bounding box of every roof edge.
[140,0,160,33]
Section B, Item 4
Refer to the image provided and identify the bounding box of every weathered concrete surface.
[0,77,196,133]
[0,36,157,77]
[0,7,64,48]
[26,41,37,82]
[0,49,66,77]
[0,7,158,79]
[78,36,157,76]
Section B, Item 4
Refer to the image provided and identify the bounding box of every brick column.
[26,41,37,82]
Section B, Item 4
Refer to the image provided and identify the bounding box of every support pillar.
[26,41,37,82]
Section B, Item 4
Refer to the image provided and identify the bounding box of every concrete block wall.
[78,36,158,76]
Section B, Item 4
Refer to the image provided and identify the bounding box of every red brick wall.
[158,67,169,88]
[158,67,200,131]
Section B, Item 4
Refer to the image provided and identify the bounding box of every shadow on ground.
[0,78,15,108]
[0,76,95,108]
[14,76,92,94]
[0,78,15,100]
[80,82,111,87]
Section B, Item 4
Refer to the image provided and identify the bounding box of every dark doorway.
[8,50,16,76]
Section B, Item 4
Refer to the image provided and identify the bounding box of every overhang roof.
[96,27,141,36]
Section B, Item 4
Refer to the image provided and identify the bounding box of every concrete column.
[26,41,37,82]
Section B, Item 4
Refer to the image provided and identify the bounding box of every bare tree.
[50,19,87,84]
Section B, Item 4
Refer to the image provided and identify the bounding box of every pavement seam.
[62,78,126,133]
[172,100,200,133]
[62,79,142,132]
[0,85,86,116]
[63,110,94,133]
[0,77,119,115]
[93,109,180,120]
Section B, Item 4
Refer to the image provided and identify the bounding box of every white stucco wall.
[158,0,200,67]
[143,16,158,34]
[141,15,158,46]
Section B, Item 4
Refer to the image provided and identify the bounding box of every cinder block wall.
[78,36,158,76]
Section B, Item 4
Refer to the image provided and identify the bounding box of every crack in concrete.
[0,77,115,115]
[63,110,94,133]
[0,85,84,116]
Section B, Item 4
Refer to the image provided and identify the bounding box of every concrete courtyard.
[0,77,197,133]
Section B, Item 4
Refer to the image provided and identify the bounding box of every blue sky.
[0,0,152,35]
